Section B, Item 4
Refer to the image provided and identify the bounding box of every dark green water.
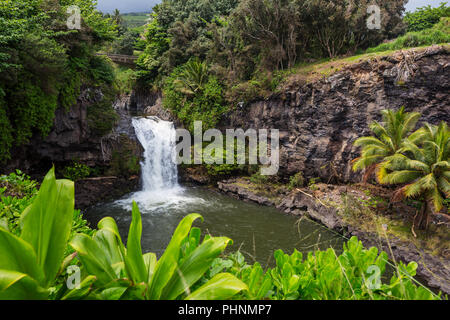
[84,185,344,265]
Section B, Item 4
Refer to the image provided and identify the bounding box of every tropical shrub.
[352,107,421,182]
[61,162,92,182]
[288,172,305,190]
[404,2,450,32]
[66,207,247,300]
[208,237,441,300]
[163,61,228,132]
[366,17,450,53]
[377,121,450,229]
[0,170,38,235]
[250,173,270,185]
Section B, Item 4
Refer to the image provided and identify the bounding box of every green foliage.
[0,168,74,298]
[111,29,142,55]
[250,173,270,185]
[61,162,92,182]
[404,2,450,32]
[209,237,440,300]
[88,56,116,85]
[163,61,228,132]
[0,0,117,163]
[288,172,305,190]
[353,107,449,229]
[68,209,247,300]
[114,66,137,95]
[0,170,38,235]
[87,86,119,137]
[59,68,82,111]
[378,122,449,221]
[308,177,321,191]
[366,17,450,53]
[352,106,421,182]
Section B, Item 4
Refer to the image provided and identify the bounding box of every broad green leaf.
[161,237,232,300]
[124,201,147,283]
[185,273,247,300]
[0,218,8,231]
[61,275,97,300]
[148,213,203,300]
[70,234,117,286]
[0,270,48,300]
[20,168,74,287]
[94,229,125,267]
[0,227,44,283]
[143,252,157,283]
[100,286,129,300]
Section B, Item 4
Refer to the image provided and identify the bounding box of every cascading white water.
[132,117,178,191]
[116,116,200,210]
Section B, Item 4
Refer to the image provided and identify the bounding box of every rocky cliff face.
[226,45,450,183]
[5,86,144,208]
[6,87,143,172]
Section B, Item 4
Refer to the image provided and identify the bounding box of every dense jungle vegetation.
[0,0,449,300]
[0,0,117,163]
[134,0,449,131]
[1,0,449,161]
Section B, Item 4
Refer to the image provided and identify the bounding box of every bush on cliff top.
[366,17,450,53]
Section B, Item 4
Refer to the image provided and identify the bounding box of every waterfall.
[132,116,179,191]
[116,116,200,211]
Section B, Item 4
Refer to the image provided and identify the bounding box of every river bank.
[213,176,450,294]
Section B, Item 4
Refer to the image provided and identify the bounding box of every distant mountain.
[97,0,160,14]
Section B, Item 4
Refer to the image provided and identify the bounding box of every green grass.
[366,17,450,53]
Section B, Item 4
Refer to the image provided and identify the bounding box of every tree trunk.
[417,201,429,230]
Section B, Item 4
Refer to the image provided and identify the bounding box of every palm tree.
[173,59,209,96]
[113,9,122,26]
[377,121,450,230]
[352,106,421,182]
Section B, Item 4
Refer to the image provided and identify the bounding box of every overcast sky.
[96,0,445,13]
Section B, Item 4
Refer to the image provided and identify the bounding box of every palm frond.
[353,136,386,148]
[430,186,444,213]
[400,111,421,138]
[352,155,384,171]
[378,169,422,185]
[436,176,450,197]
[403,181,423,199]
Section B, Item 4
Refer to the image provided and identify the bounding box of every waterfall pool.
[84,185,344,265]
[85,116,344,265]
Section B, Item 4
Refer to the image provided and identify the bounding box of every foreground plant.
[209,237,441,300]
[66,207,247,300]
[0,168,74,299]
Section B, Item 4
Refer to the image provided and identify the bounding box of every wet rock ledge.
[75,175,139,210]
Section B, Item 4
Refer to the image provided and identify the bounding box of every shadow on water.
[84,184,345,267]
